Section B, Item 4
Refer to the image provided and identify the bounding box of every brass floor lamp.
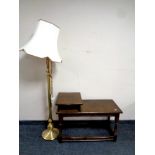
[20,19,62,140]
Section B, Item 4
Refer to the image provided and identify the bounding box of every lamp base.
[42,120,59,140]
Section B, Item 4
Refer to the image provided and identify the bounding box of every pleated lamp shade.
[20,19,62,62]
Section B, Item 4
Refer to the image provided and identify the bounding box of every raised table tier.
[56,92,82,111]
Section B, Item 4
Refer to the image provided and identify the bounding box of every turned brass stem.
[41,57,59,140]
[46,57,52,120]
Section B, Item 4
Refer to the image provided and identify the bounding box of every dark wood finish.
[57,100,122,115]
[61,136,115,142]
[56,92,83,105]
[58,115,63,143]
[113,114,120,141]
[56,99,122,142]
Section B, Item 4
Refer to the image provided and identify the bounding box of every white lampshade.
[20,19,62,62]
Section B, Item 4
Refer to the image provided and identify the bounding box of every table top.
[56,92,83,105]
[57,99,123,115]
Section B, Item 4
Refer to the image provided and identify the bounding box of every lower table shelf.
[60,135,115,142]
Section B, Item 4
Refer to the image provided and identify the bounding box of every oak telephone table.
[56,93,123,142]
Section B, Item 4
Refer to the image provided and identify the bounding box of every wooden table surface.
[57,99,123,115]
[56,92,82,105]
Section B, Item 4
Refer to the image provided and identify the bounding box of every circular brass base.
[42,127,59,141]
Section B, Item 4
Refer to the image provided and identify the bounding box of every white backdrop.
[19,0,135,120]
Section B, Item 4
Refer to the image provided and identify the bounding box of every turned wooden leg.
[58,115,63,143]
[106,115,113,135]
[107,116,110,122]
[113,114,119,141]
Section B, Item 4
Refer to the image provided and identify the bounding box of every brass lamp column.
[42,57,59,140]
